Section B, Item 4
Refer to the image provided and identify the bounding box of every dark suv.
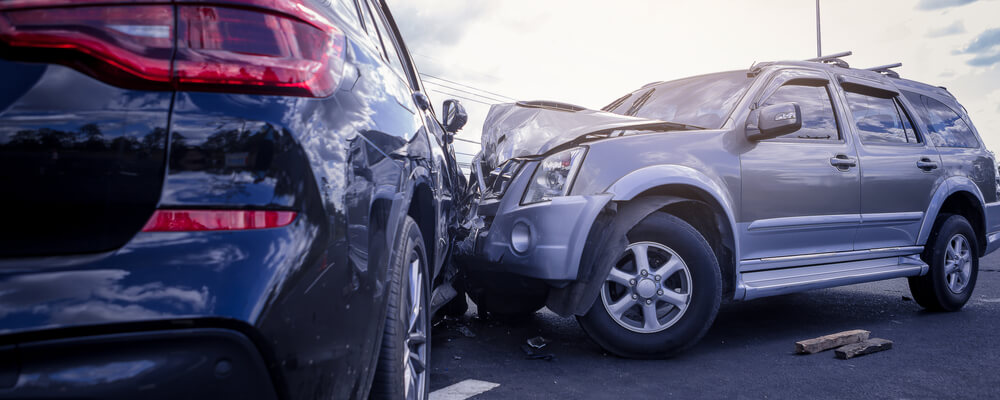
[458,53,998,358]
[0,0,467,398]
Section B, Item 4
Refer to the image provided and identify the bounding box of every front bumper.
[0,328,278,399]
[459,160,612,281]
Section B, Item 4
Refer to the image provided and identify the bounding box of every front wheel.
[908,214,979,312]
[371,216,430,400]
[576,212,721,358]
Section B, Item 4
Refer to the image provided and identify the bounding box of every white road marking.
[429,379,500,400]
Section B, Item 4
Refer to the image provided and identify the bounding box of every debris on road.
[453,355,462,360]
[835,338,893,359]
[527,336,549,349]
[457,325,477,338]
[520,344,556,361]
[795,329,870,354]
[902,296,913,301]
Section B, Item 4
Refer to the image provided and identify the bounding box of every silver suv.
[455,53,1000,358]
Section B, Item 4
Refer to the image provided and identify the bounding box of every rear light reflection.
[0,3,346,97]
[141,210,297,232]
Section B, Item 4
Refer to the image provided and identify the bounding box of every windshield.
[604,71,751,129]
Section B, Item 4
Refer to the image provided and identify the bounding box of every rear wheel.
[371,217,430,400]
[909,214,979,312]
[576,212,721,358]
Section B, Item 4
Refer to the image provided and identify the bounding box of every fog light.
[511,222,532,253]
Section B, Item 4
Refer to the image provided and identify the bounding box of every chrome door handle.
[917,158,939,171]
[830,155,857,170]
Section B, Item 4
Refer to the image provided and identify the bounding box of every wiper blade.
[625,89,654,116]
[641,121,706,131]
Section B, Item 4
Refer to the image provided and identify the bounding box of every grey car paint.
[459,60,999,316]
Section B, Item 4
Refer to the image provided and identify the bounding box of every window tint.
[902,92,979,148]
[605,71,750,129]
[761,83,839,140]
[366,1,410,83]
[845,92,919,145]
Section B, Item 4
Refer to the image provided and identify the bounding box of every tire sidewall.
[372,217,431,400]
[925,215,979,311]
[579,212,722,358]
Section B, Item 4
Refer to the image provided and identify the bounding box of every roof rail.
[866,63,902,79]
[806,51,852,68]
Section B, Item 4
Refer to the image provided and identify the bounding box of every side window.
[912,94,979,148]
[844,92,919,145]
[366,1,410,83]
[761,83,840,140]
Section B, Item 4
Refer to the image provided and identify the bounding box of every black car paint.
[0,1,462,398]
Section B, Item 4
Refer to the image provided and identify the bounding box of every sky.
[387,0,1000,166]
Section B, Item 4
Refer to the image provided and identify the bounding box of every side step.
[741,255,927,300]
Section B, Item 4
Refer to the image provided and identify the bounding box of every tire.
[576,212,721,358]
[908,214,979,312]
[371,216,430,400]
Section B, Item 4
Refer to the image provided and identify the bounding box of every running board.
[741,255,927,300]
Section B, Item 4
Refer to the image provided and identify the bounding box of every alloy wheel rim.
[403,252,428,400]
[944,234,973,294]
[601,241,693,333]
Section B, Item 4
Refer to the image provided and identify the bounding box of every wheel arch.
[608,165,740,300]
[548,166,742,316]
[920,177,987,256]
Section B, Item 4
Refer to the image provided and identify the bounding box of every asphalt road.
[430,252,1000,399]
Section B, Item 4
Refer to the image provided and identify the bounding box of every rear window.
[604,71,751,129]
[902,91,979,148]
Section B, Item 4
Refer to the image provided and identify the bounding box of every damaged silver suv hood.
[481,101,691,169]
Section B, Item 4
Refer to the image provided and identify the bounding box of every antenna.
[816,0,822,58]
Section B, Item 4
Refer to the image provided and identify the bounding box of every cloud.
[388,0,495,52]
[916,0,977,10]
[954,28,1000,66]
[927,21,966,37]
[968,52,1000,66]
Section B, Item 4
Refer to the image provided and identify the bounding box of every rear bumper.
[459,193,612,282]
[0,328,278,399]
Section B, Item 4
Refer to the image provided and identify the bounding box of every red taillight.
[175,6,344,97]
[0,6,174,87]
[0,1,345,97]
[141,209,297,232]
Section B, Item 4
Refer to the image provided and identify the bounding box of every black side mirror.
[746,102,802,141]
[442,99,468,135]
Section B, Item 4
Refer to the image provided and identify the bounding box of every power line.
[429,89,497,106]
[453,137,480,145]
[426,89,494,106]
[420,73,517,102]
[423,80,509,104]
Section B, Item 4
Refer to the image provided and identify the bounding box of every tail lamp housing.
[0,1,347,97]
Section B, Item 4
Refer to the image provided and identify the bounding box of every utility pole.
[816,0,822,57]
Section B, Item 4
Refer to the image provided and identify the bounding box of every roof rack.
[806,51,852,68]
[865,63,902,79]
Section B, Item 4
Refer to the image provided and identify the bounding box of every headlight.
[522,147,586,205]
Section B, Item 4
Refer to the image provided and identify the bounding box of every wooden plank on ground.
[795,329,870,354]
[835,338,893,359]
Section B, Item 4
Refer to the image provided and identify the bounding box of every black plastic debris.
[527,336,549,349]
[520,344,555,361]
